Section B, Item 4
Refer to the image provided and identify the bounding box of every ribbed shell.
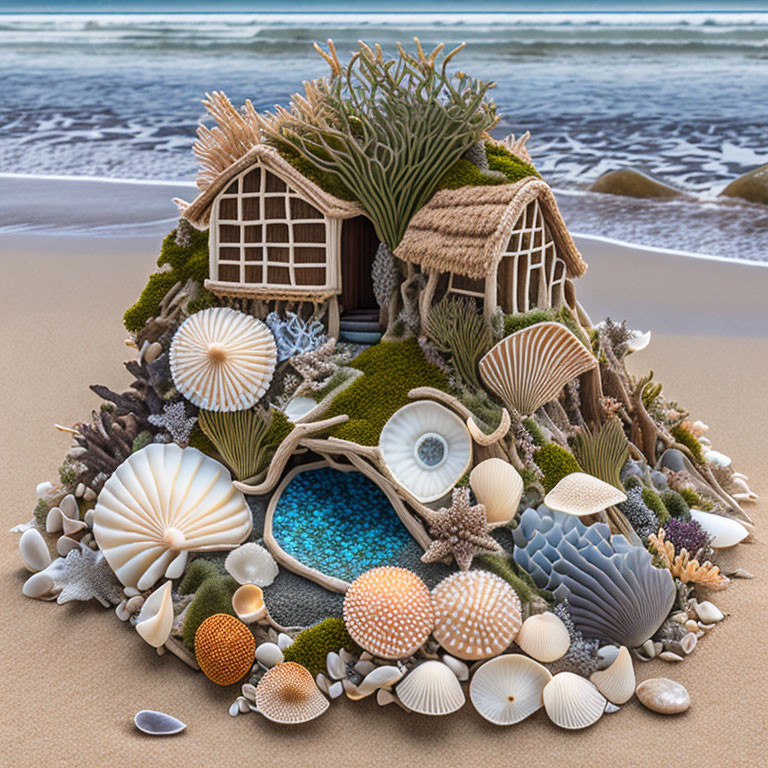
[169,307,276,411]
[256,662,329,724]
[431,570,522,660]
[93,444,252,591]
[469,654,552,726]
[479,322,597,416]
[343,567,434,660]
[395,661,465,716]
[543,672,606,730]
[515,612,571,663]
[589,646,635,704]
[469,459,523,524]
[544,472,627,517]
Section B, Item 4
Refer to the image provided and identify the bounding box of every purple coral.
[664,517,711,556]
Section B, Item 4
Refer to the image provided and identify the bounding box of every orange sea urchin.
[194,613,256,685]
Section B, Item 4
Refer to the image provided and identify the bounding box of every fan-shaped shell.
[225,542,279,586]
[395,661,465,716]
[469,459,523,524]
[93,444,252,591]
[170,307,276,412]
[543,672,606,730]
[469,654,552,726]
[590,646,635,704]
[690,509,748,549]
[378,401,472,503]
[343,567,434,660]
[135,581,174,648]
[431,570,522,660]
[545,472,627,517]
[255,662,329,724]
[515,612,571,663]
[479,322,597,416]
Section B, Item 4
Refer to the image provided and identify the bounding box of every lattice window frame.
[209,162,341,295]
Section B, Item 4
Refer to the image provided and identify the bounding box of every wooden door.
[340,215,379,312]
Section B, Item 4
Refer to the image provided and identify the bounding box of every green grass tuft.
[180,567,239,649]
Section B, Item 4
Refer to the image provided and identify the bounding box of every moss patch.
[661,490,691,521]
[324,338,450,445]
[275,143,357,202]
[282,618,359,677]
[180,564,239,649]
[438,141,539,191]
[534,443,581,492]
[670,424,706,464]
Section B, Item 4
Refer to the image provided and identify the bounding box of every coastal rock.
[636,678,690,714]
[590,169,685,199]
[720,163,768,205]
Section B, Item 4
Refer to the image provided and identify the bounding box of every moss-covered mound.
[438,141,540,192]
[534,443,581,492]
[324,338,450,446]
[179,559,239,649]
[124,227,216,333]
[276,143,357,202]
[282,618,359,677]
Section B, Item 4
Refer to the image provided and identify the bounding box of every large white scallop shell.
[395,660,465,716]
[469,459,523,524]
[515,612,571,663]
[378,401,472,503]
[93,444,252,590]
[479,322,597,416]
[590,646,635,704]
[543,672,606,730]
[690,509,748,549]
[135,581,174,648]
[469,654,552,726]
[170,307,277,412]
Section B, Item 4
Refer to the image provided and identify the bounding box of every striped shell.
[470,654,552,726]
[395,660,465,716]
[544,472,627,517]
[431,570,522,660]
[343,567,434,660]
[170,307,276,411]
[255,662,329,724]
[543,672,606,730]
[590,646,635,704]
[515,612,571,663]
[93,444,252,591]
[479,322,597,416]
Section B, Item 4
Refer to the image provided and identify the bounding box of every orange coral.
[648,529,729,590]
[194,613,256,685]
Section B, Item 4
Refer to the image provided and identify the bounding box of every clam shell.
[469,654,552,726]
[543,672,606,730]
[232,583,266,624]
[135,581,174,648]
[479,322,597,416]
[169,307,277,412]
[93,444,251,591]
[515,612,570,663]
[544,472,627,517]
[378,401,472,503]
[19,528,51,573]
[690,509,748,549]
[225,542,279,586]
[589,646,635,704]
[395,661,465,716]
[469,459,523,524]
[134,710,186,736]
[255,662,329,724]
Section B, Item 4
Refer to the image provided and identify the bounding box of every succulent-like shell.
[469,459,523,524]
[689,509,748,549]
[378,401,472,503]
[590,646,635,704]
[169,307,276,412]
[431,570,522,660]
[343,567,434,660]
[469,655,552,726]
[543,672,606,730]
[135,581,174,648]
[395,660,465,716]
[255,662,329,724]
[544,472,627,517]
[479,322,597,416]
[93,444,252,591]
[194,613,255,686]
[232,583,266,624]
[515,612,570,663]
[225,542,279,586]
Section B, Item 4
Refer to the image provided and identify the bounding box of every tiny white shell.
[377,688,395,706]
[694,601,724,623]
[441,654,470,682]
[46,508,63,533]
[590,646,635,704]
[56,536,81,557]
[19,528,51,573]
[690,509,748,549]
[355,666,405,697]
[469,458,523,524]
[543,672,606,730]
[328,681,344,699]
[22,571,57,600]
[515,612,570,663]
[135,581,174,648]
[255,642,284,668]
[232,584,266,624]
[326,652,345,681]
[703,450,731,467]
[59,494,78,520]
[134,710,186,736]
[395,661,465,716]
[277,632,294,650]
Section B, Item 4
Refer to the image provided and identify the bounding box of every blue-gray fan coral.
[619,486,658,541]
[266,311,326,362]
[513,507,675,648]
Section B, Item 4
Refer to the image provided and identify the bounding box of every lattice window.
[445,272,485,300]
[211,165,334,291]
[497,199,567,314]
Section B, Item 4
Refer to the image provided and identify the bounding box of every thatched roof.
[176,144,365,228]
[394,178,587,281]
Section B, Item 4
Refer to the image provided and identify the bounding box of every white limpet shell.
[470,654,552,726]
[590,646,635,704]
[19,528,51,573]
[135,581,174,648]
[515,612,571,663]
[625,329,651,353]
[22,571,57,600]
[378,401,472,504]
[232,584,266,624]
[169,307,277,412]
[395,660,465,716]
[134,710,186,736]
[543,672,607,730]
[694,600,724,624]
[277,632,294,650]
[254,642,284,668]
[93,444,252,591]
[689,509,748,549]
[544,472,627,517]
[469,458,523,524]
[225,543,279,587]
[283,396,317,422]
[36,481,53,498]
[326,652,345,681]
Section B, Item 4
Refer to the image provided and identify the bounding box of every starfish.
[421,487,502,571]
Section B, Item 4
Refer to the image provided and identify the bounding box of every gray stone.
[720,163,768,205]
[591,168,685,199]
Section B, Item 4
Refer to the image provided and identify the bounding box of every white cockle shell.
[469,459,523,524]
[515,612,571,663]
[544,472,627,517]
[543,672,606,730]
[590,646,635,704]
[395,660,465,716]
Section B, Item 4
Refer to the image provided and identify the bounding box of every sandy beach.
[1,179,766,767]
